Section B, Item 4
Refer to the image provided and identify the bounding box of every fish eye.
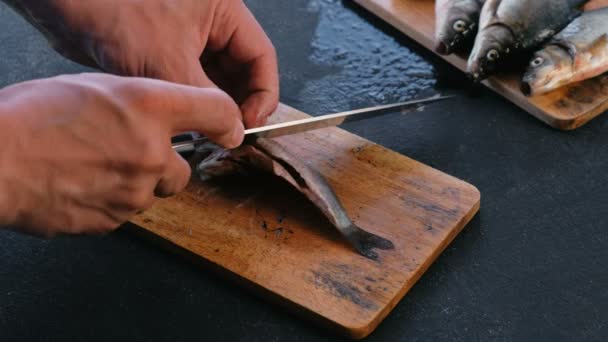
[486,49,500,62]
[453,20,468,32]
[531,57,544,67]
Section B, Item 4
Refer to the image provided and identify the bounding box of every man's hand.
[3,0,279,128]
[0,73,244,237]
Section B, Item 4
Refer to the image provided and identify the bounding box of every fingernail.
[230,120,245,148]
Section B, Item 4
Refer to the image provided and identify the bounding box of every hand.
[0,73,244,237]
[4,0,279,128]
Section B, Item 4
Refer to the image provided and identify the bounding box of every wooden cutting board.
[129,104,480,339]
[354,0,608,130]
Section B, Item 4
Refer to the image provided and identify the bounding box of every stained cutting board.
[129,104,480,339]
[354,0,608,130]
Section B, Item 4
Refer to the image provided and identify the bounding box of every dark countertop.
[1,1,606,341]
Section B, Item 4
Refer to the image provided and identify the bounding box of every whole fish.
[522,8,608,96]
[194,138,395,260]
[467,0,588,81]
[435,0,486,55]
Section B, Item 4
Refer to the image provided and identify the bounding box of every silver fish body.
[467,0,588,81]
[195,138,395,260]
[522,8,608,96]
[435,0,486,55]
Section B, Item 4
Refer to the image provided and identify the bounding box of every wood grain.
[354,0,608,130]
[130,104,480,339]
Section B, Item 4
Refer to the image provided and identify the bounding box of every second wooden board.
[354,0,608,130]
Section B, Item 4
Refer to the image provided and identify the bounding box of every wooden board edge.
[353,185,481,339]
[121,222,361,337]
[352,0,606,131]
[561,100,608,131]
[125,182,481,340]
[483,78,604,131]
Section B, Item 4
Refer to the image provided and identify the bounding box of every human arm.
[0,72,244,236]
[1,0,279,128]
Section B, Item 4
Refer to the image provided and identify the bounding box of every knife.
[172,95,453,154]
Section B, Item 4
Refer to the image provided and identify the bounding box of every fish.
[194,138,395,260]
[435,0,486,55]
[467,0,588,81]
[522,8,608,96]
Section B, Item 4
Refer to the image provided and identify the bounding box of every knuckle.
[142,147,169,171]
[124,135,169,172]
[115,81,152,109]
[206,88,238,118]
[126,190,154,211]
[93,220,121,235]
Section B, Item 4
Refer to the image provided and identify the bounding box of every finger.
[146,57,219,88]
[79,211,125,235]
[140,82,245,148]
[208,2,279,128]
[105,179,157,214]
[168,87,245,148]
[241,88,279,128]
[155,150,191,198]
[238,48,279,128]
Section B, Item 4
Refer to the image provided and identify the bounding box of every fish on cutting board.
[194,138,395,260]
[434,0,486,55]
[522,7,608,96]
[467,0,589,81]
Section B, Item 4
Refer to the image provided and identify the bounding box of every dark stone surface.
[1,0,607,341]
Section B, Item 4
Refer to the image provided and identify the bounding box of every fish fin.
[478,0,501,29]
[345,226,395,260]
[551,38,579,62]
[196,147,253,181]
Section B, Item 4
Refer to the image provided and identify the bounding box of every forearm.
[1,0,82,48]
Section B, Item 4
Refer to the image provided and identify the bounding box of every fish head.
[521,46,573,96]
[434,0,482,55]
[467,25,514,82]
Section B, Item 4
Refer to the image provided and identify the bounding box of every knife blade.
[172,95,453,153]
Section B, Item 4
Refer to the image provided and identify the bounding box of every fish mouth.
[521,81,533,96]
[435,33,469,55]
[434,40,451,55]
[521,72,544,97]
[466,66,488,83]
[467,73,485,84]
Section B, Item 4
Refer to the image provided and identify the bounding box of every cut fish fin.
[346,226,395,260]
[479,0,501,29]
